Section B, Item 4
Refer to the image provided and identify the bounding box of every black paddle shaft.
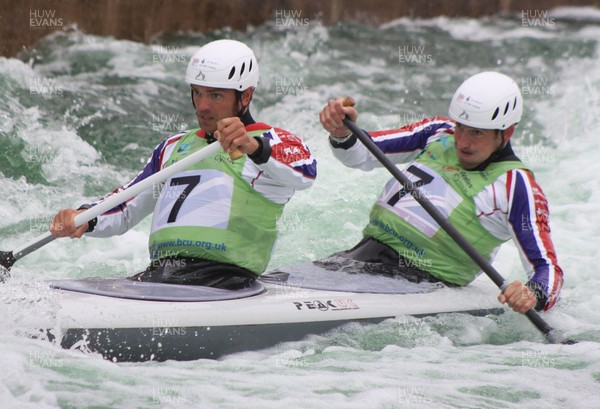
[342,117,569,344]
[0,251,16,282]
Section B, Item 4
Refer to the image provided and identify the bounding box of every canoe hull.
[38,274,505,361]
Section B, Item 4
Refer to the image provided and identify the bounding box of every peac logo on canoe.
[292,299,359,312]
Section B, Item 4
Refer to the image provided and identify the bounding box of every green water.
[1,9,600,409]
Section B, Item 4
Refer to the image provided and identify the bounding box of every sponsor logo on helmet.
[192,58,218,69]
[463,96,483,109]
[459,110,469,120]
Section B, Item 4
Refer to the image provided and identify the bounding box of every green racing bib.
[363,136,526,285]
[148,128,284,275]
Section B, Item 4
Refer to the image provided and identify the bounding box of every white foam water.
[1,8,600,408]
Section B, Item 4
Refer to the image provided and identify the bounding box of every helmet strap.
[235,89,253,118]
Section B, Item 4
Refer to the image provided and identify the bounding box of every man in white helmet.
[318,71,563,314]
[49,39,316,288]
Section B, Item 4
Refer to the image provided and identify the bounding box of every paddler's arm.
[49,134,181,239]
[320,97,453,170]
[218,117,316,190]
[49,188,156,239]
[504,169,564,312]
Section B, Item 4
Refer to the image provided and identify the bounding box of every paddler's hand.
[50,208,88,239]
[319,96,358,138]
[215,117,258,156]
[498,280,537,314]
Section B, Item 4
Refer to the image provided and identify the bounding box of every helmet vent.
[491,107,499,121]
[503,102,510,115]
[513,97,517,109]
[240,62,246,77]
[228,66,236,80]
[249,60,253,72]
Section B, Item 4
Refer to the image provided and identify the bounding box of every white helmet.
[185,39,259,91]
[448,71,522,130]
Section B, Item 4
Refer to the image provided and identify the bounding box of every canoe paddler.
[319,72,564,314]
[50,39,316,288]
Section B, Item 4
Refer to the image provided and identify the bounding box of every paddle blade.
[545,328,577,345]
[0,251,15,281]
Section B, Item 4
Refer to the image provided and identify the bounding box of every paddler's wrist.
[329,131,357,149]
[330,129,353,140]
[76,204,97,233]
[247,136,272,165]
[526,280,548,311]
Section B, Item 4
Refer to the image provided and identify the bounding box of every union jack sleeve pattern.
[506,169,563,310]
[249,123,317,191]
[331,117,454,170]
